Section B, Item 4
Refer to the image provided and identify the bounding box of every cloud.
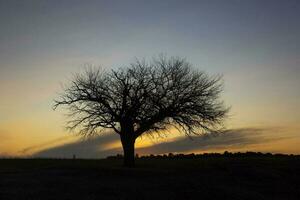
[33,127,292,158]
[34,133,121,158]
[19,136,73,155]
[136,128,288,155]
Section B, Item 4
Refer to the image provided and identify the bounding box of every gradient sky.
[0,0,300,157]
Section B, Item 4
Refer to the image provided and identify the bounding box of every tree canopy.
[54,56,228,166]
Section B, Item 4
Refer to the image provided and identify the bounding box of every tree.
[54,56,228,167]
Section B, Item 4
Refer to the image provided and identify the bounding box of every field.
[0,156,299,200]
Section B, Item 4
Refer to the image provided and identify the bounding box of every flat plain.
[0,156,299,200]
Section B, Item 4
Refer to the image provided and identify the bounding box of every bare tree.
[54,56,228,167]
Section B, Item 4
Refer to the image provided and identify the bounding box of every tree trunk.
[120,134,135,167]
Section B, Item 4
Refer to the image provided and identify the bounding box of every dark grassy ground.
[0,157,299,200]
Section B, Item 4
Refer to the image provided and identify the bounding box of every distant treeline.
[106,151,300,159]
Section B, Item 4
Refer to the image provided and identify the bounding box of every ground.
[0,157,299,200]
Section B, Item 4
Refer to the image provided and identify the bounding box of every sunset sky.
[0,0,299,158]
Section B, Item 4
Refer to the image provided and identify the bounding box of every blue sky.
[0,0,299,157]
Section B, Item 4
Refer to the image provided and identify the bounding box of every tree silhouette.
[54,56,228,167]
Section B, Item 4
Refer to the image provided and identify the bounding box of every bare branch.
[54,56,229,139]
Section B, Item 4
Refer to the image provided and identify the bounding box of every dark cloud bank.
[33,128,288,158]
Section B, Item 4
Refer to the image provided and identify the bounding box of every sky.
[0,0,300,158]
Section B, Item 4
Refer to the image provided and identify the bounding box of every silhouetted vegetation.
[54,55,228,167]
[106,151,300,160]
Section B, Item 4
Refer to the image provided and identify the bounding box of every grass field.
[0,156,299,200]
